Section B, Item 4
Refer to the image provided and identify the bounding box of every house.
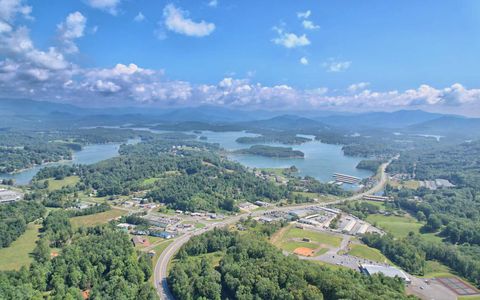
[131,236,150,247]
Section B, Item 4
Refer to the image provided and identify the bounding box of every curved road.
[154,160,392,299]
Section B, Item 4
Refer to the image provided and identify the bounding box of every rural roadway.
[154,161,392,299]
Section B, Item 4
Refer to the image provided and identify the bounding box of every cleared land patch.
[366,214,423,238]
[70,208,127,228]
[347,243,390,264]
[271,226,341,256]
[0,223,41,271]
[40,176,80,191]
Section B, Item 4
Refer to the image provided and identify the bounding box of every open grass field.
[347,244,391,264]
[421,260,457,278]
[366,214,443,242]
[459,296,480,300]
[360,200,388,210]
[366,214,423,238]
[283,227,342,247]
[388,179,420,190]
[271,226,341,256]
[291,191,340,203]
[40,176,80,191]
[0,223,41,271]
[70,208,127,228]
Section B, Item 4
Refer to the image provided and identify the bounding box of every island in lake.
[236,134,311,145]
[234,145,305,158]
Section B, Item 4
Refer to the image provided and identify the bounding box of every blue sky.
[1,0,480,115]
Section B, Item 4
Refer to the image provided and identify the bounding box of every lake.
[193,131,373,184]
[1,130,372,188]
[0,139,140,185]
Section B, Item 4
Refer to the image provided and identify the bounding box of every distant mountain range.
[1,98,480,138]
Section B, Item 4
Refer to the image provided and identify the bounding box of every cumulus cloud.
[134,12,145,22]
[302,20,319,30]
[0,0,32,22]
[323,59,351,72]
[84,0,121,15]
[57,12,86,53]
[297,10,311,19]
[348,82,370,92]
[163,4,215,37]
[272,26,310,48]
[208,0,218,8]
[0,2,479,114]
[297,10,319,30]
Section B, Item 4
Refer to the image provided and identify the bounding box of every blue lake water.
[0,139,140,185]
[193,131,373,183]
[1,129,372,187]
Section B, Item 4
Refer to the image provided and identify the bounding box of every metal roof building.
[360,264,411,283]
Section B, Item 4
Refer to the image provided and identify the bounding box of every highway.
[154,160,392,299]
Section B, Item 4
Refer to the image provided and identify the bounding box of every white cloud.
[300,57,308,65]
[348,82,370,92]
[57,12,87,53]
[323,59,351,72]
[84,0,121,15]
[26,47,69,70]
[134,12,145,22]
[25,68,49,81]
[297,10,311,19]
[272,27,310,48]
[302,20,319,30]
[0,0,32,22]
[208,0,218,8]
[0,21,12,33]
[92,79,121,93]
[163,4,215,37]
[0,2,479,114]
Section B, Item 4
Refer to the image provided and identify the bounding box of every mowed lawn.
[284,228,342,247]
[421,260,457,278]
[347,244,391,264]
[272,226,342,255]
[40,176,80,191]
[70,208,127,228]
[366,214,423,238]
[0,223,41,271]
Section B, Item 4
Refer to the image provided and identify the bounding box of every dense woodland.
[235,145,305,158]
[0,128,148,173]
[33,137,338,212]
[387,140,480,189]
[236,133,311,145]
[0,201,45,248]
[0,212,156,300]
[169,228,414,300]
[1,114,480,298]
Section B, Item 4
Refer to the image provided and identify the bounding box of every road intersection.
[154,161,392,299]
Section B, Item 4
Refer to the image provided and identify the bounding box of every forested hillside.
[0,201,45,248]
[169,228,415,300]
[0,217,156,300]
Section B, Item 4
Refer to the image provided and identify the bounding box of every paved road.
[154,160,393,299]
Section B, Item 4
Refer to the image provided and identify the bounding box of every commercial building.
[0,189,22,204]
[360,264,411,283]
